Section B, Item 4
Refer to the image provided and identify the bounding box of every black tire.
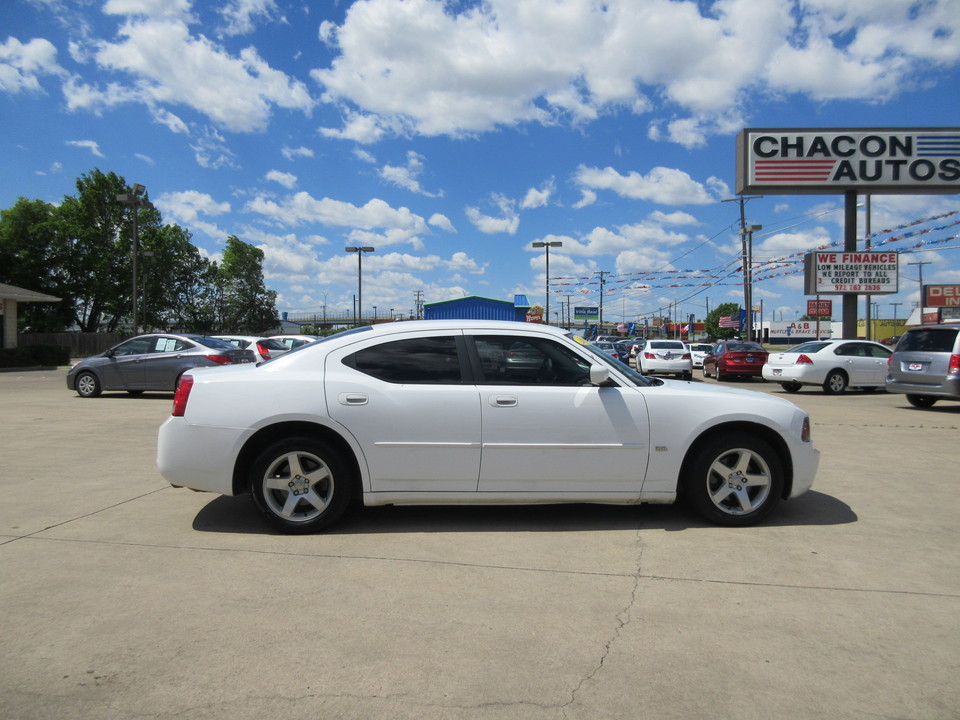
[682,433,784,527]
[781,382,802,393]
[127,390,145,396]
[681,371,692,380]
[822,370,848,395]
[906,394,937,408]
[75,371,102,398]
[249,436,353,533]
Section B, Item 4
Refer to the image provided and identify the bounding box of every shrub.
[0,344,70,368]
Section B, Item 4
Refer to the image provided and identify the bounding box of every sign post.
[737,128,959,338]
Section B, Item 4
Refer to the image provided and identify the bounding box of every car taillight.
[644,352,655,359]
[801,416,812,442]
[172,374,193,417]
[207,354,232,365]
[681,353,691,359]
[796,354,813,365]
[950,354,960,375]
[256,342,271,361]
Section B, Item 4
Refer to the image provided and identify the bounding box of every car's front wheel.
[906,394,938,408]
[75,371,102,398]
[682,434,784,526]
[249,437,353,533]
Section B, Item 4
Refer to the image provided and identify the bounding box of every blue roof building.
[423,295,532,322]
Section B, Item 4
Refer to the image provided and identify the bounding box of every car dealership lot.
[1,369,958,720]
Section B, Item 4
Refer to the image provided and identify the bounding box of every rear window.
[649,341,685,349]
[897,328,960,353]
[195,336,237,349]
[726,343,764,352]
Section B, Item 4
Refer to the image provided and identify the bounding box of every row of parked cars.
[65,333,318,398]
[589,325,960,407]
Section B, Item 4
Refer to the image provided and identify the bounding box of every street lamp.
[116,184,154,334]
[345,246,374,325]
[532,241,562,324]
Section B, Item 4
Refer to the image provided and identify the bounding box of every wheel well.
[827,368,848,379]
[231,422,362,497]
[679,422,794,499]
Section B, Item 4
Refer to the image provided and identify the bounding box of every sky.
[3,0,960,329]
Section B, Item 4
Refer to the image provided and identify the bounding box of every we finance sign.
[737,128,960,195]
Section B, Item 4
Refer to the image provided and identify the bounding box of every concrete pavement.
[0,369,958,719]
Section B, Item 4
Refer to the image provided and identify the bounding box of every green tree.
[0,198,75,331]
[140,223,216,332]
[56,169,161,331]
[705,302,742,339]
[216,235,279,333]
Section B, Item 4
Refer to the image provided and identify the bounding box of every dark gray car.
[66,333,256,397]
[885,324,960,408]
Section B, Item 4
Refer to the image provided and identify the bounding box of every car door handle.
[339,393,368,406]
[489,395,517,407]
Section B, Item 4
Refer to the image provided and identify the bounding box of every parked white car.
[269,334,318,350]
[685,342,713,369]
[212,335,291,363]
[158,321,818,533]
[762,339,892,394]
[637,340,693,378]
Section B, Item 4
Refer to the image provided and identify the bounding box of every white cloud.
[246,191,430,240]
[310,0,959,145]
[91,14,314,133]
[0,37,64,93]
[65,139,105,157]
[521,179,554,209]
[156,189,231,239]
[282,145,314,161]
[379,151,441,197]
[429,213,455,232]
[217,0,284,37]
[575,165,719,205]
[265,170,297,189]
[466,194,519,235]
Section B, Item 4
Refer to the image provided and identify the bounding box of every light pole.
[116,184,154,335]
[532,241,562,324]
[890,302,902,320]
[345,246,374,325]
[907,260,931,324]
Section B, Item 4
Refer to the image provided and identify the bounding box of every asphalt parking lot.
[1,368,958,720]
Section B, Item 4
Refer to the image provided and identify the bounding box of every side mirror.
[589,364,609,386]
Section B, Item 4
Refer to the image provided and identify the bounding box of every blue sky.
[3,0,960,327]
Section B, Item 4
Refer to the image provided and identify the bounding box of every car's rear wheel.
[75,371,102,398]
[906,394,938,408]
[682,434,784,527]
[822,370,848,394]
[249,437,353,533]
[781,382,802,393]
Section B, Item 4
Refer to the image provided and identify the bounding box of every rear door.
[325,331,482,492]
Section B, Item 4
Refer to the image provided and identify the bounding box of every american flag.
[718,315,739,329]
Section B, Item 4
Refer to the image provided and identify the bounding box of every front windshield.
[573,335,656,386]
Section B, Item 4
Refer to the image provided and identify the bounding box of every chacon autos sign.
[737,128,960,194]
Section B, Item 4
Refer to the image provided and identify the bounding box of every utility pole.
[722,195,762,341]
[596,270,609,330]
[890,302,902,320]
[414,290,424,320]
[908,261,932,324]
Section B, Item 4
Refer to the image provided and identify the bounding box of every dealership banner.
[737,128,960,195]
[924,285,960,307]
[804,252,900,295]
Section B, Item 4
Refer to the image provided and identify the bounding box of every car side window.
[867,344,892,358]
[112,337,154,356]
[835,343,861,357]
[154,337,191,353]
[472,336,590,386]
[345,336,463,384]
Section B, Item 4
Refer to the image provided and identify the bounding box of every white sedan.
[637,340,693,378]
[158,321,819,533]
[762,339,892,394]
